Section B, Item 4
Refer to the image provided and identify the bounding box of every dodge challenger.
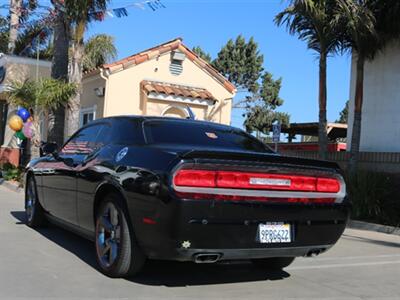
[25,116,349,278]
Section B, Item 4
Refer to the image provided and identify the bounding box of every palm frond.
[6,79,77,112]
[335,0,379,59]
[65,0,111,24]
[14,21,52,58]
[275,0,340,55]
[83,34,117,71]
[6,80,37,108]
[37,79,77,111]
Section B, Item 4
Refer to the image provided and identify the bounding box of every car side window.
[96,123,112,147]
[61,124,103,156]
[111,119,145,145]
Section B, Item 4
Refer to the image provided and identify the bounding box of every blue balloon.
[17,108,30,122]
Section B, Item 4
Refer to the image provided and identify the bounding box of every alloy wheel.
[96,203,122,268]
[26,179,36,222]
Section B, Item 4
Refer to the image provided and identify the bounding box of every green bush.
[346,171,400,227]
[1,163,23,182]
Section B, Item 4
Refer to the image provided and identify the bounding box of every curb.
[347,220,400,236]
[0,179,23,193]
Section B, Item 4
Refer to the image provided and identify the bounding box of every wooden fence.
[280,151,400,173]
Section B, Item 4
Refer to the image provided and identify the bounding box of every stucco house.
[80,38,236,128]
[0,54,51,165]
[0,38,235,165]
[347,40,400,152]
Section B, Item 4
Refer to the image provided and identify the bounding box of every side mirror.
[40,142,58,157]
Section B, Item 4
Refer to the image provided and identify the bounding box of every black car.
[25,116,349,278]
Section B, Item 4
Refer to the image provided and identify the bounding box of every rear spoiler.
[179,150,341,173]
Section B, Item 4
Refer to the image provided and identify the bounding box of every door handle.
[41,168,56,175]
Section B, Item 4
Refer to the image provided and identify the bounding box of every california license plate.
[257,222,292,243]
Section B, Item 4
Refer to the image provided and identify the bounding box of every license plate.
[257,222,292,243]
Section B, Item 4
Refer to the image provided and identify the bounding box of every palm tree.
[275,0,340,160]
[8,0,22,54]
[335,0,400,173]
[83,34,117,72]
[47,1,70,147]
[63,0,110,139]
[7,0,39,54]
[6,79,76,158]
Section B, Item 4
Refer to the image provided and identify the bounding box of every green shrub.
[1,163,23,182]
[346,171,400,227]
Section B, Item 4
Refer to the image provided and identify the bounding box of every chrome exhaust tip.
[306,248,325,257]
[193,253,222,264]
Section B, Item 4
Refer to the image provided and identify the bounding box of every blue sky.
[14,0,352,129]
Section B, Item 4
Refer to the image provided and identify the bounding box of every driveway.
[0,185,399,300]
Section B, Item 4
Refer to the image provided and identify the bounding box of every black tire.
[25,175,46,228]
[95,193,146,278]
[252,257,295,270]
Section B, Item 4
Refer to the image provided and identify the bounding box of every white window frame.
[161,104,189,118]
[79,105,97,127]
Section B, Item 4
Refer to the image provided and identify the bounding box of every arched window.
[161,105,189,119]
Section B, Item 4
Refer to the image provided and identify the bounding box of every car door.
[41,124,104,225]
[76,123,112,232]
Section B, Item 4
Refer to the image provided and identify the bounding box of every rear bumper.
[134,198,350,261]
[173,244,333,262]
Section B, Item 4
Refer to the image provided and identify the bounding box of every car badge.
[181,240,191,249]
[249,178,291,186]
[116,147,128,162]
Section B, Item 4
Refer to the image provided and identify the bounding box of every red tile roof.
[141,80,217,102]
[86,38,236,94]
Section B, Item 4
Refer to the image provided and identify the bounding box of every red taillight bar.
[173,169,341,193]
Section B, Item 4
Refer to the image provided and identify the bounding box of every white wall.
[347,41,400,152]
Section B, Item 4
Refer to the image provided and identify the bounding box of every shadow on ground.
[342,233,400,248]
[10,210,290,287]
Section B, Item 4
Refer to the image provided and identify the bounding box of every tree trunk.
[30,118,41,159]
[8,0,22,54]
[348,55,365,174]
[47,9,69,147]
[318,52,328,160]
[65,21,85,139]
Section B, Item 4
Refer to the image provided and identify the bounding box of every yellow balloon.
[8,115,24,132]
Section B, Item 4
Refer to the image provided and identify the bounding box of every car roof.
[91,115,236,130]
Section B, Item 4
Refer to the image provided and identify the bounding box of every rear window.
[143,120,272,153]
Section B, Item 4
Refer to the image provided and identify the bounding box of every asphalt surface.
[0,185,399,300]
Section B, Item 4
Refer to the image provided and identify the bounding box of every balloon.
[15,130,26,140]
[22,121,33,139]
[8,115,24,131]
[17,108,30,122]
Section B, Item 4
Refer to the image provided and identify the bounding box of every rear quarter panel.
[76,144,179,234]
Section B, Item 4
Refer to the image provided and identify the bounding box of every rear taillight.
[173,169,341,193]
[173,170,216,187]
[316,178,341,193]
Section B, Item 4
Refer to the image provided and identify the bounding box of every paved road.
[0,186,399,300]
